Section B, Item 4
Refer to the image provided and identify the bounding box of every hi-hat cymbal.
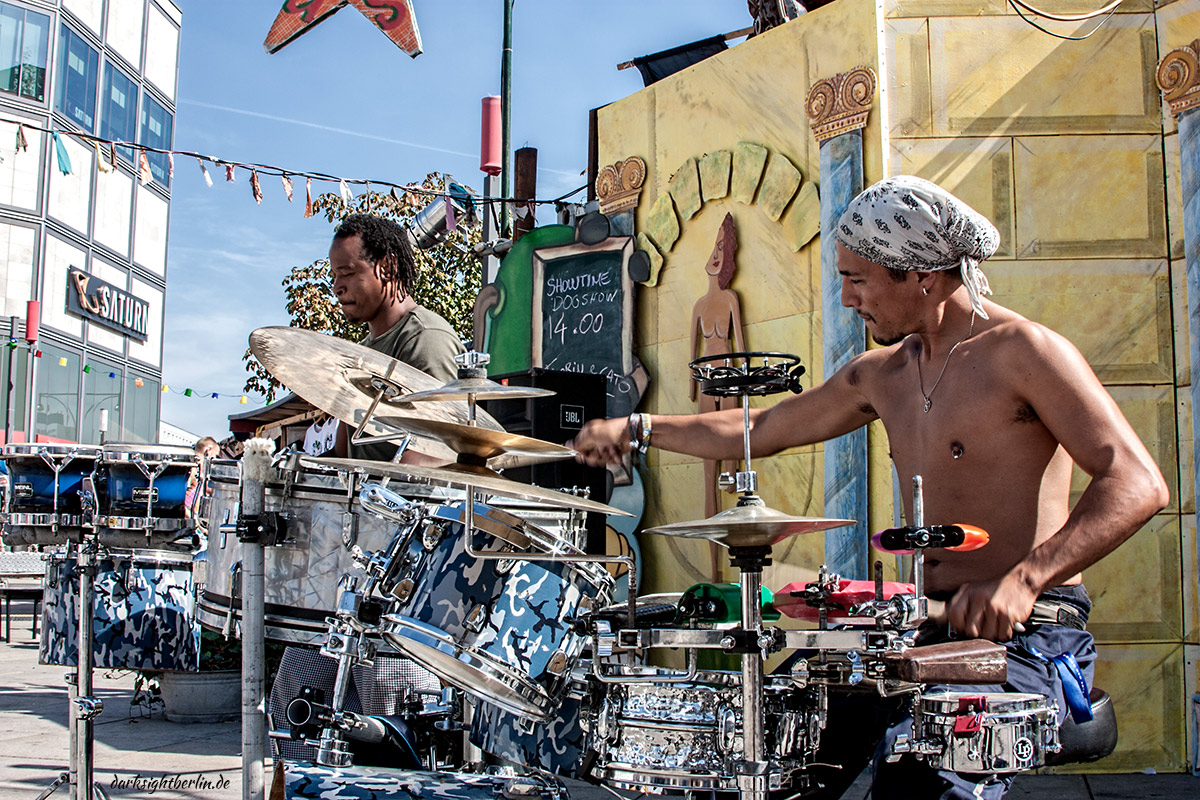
[643,503,854,548]
[401,377,556,403]
[374,416,574,464]
[249,327,505,463]
[303,456,633,517]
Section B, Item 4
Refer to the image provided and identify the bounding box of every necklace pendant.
[923,397,932,413]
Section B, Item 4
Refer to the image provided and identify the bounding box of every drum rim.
[46,548,196,567]
[100,443,198,463]
[3,443,102,457]
[380,613,558,720]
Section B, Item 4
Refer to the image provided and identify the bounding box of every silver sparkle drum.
[197,459,440,645]
[908,691,1060,774]
[379,503,614,720]
[1,443,101,546]
[96,443,199,550]
[587,669,818,793]
[40,549,200,671]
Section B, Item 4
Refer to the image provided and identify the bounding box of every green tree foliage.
[243,173,483,402]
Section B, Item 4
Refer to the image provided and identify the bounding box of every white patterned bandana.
[834,176,1000,319]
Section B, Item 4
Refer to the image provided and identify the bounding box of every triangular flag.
[135,377,143,387]
[250,169,263,204]
[211,392,219,399]
[58,357,67,367]
[240,395,248,405]
[51,132,71,175]
[511,201,528,220]
[198,158,213,187]
[93,140,111,173]
[225,163,236,182]
[82,364,91,373]
[444,193,457,234]
[184,388,193,397]
[339,178,352,205]
[168,153,174,180]
[304,178,314,218]
[390,187,402,205]
[34,350,40,358]
[161,384,168,392]
[138,150,152,184]
[15,123,27,152]
[282,174,294,202]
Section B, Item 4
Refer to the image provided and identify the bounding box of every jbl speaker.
[482,369,609,553]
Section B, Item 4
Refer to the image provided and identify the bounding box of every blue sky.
[161,1,752,438]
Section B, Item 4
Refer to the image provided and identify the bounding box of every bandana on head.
[834,176,1000,319]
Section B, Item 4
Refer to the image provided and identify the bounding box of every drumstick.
[924,597,1025,634]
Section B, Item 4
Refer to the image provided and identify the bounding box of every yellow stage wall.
[597,0,1200,773]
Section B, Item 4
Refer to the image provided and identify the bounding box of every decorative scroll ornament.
[806,67,877,143]
[596,156,647,215]
[1157,40,1200,119]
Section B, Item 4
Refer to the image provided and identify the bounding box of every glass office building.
[0,0,180,445]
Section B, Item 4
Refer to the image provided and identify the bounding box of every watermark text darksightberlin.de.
[110,773,232,793]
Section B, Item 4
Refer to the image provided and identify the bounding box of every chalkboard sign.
[531,237,634,389]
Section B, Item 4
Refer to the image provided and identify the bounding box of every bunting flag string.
[250,168,263,204]
[0,114,587,215]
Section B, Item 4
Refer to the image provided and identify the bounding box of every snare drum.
[588,669,817,793]
[909,690,1060,774]
[380,503,614,720]
[275,762,565,800]
[40,549,200,671]
[197,459,442,645]
[1,443,100,546]
[96,443,198,549]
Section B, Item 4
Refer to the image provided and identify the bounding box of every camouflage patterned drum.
[40,550,200,671]
[1,443,101,546]
[95,443,198,550]
[274,761,565,800]
[470,664,591,777]
[197,460,442,645]
[380,503,614,720]
[588,669,818,793]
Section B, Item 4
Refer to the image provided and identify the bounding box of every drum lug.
[340,511,357,548]
[546,651,568,677]
[717,706,738,753]
[421,520,444,551]
[393,578,415,603]
[465,603,488,633]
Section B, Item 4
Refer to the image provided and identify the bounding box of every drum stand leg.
[730,544,772,800]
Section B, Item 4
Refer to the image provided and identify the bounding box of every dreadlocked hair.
[333,214,418,300]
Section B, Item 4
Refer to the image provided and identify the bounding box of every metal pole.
[499,0,514,237]
[75,545,98,800]
[5,315,17,444]
[738,563,768,800]
[482,173,499,284]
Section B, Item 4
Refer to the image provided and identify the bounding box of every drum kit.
[1,330,1071,800]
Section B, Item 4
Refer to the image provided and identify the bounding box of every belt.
[1027,598,1087,631]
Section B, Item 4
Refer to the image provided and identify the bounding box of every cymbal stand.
[688,352,805,800]
[345,367,415,454]
[36,479,109,800]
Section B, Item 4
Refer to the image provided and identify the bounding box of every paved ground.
[0,596,1196,799]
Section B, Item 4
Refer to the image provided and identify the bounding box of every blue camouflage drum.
[96,443,198,550]
[380,502,613,720]
[1,443,101,546]
[40,550,200,671]
[469,664,592,778]
[275,761,566,800]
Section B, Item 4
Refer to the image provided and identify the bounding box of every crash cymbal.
[401,376,556,403]
[249,327,505,463]
[643,503,854,548]
[304,456,633,517]
[374,416,574,463]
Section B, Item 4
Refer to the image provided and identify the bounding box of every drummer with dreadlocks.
[571,176,1167,798]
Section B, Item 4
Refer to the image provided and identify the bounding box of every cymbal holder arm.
[591,642,699,685]
[911,476,928,620]
[461,486,638,629]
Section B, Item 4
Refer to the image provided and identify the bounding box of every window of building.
[123,373,158,443]
[0,343,28,442]
[0,2,49,102]
[100,63,136,161]
[80,356,120,445]
[55,24,98,131]
[35,343,80,442]
[139,94,171,186]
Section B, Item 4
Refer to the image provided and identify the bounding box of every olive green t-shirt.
[349,304,464,461]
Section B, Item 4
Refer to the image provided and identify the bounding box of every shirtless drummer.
[569,175,1168,798]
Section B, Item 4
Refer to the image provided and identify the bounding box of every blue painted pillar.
[1159,48,1200,707]
[808,68,877,579]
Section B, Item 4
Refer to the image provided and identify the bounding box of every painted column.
[1158,42,1200,717]
[806,68,877,579]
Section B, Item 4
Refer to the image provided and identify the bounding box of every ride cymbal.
[642,503,854,548]
[303,456,633,517]
[248,327,504,462]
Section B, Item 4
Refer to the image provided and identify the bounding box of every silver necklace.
[917,312,976,413]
